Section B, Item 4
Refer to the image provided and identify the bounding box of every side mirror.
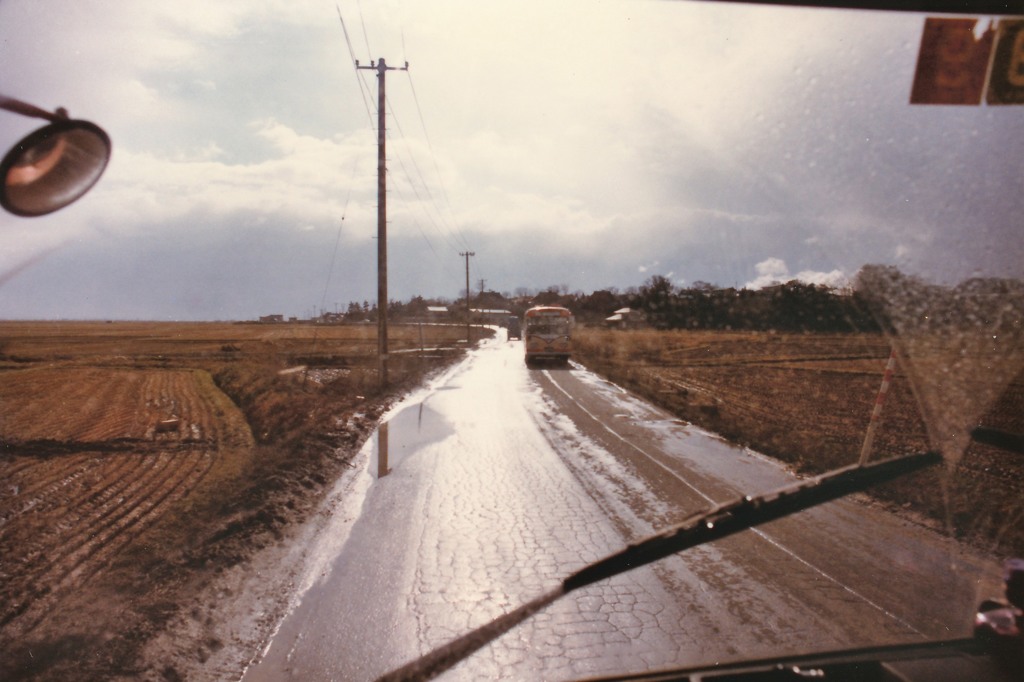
[1,118,111,217]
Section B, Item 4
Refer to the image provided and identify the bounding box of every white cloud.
[744,258,847,291]
[56,119,376,244]
[794,268,848,289]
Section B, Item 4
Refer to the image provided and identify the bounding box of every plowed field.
[0,320,468,681]
[0,367,250,638]
[1,368,241,442]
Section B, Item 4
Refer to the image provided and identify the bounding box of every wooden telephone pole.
[357,57,408,387]
[460,251,475,344]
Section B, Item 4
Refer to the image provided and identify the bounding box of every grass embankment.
[573,327,1024,557]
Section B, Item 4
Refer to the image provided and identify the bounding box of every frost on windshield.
[854,264,1024,467]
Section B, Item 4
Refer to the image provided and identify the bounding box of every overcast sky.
[0,0,1020,320]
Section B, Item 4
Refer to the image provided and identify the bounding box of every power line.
[389,174,459,267]
[387,27,469,251]
[354,0,373,60]
[406,71,471,250]
[336,5,376,128]
[386,99,466,255]
[385,148,465,287]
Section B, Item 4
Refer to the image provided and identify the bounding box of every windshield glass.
[526,318,572,336]
[0,2,1021,681]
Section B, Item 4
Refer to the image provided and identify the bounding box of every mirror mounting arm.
[0,95,67,123]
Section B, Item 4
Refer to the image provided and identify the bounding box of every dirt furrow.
[0,453,175,628]
[1,451,141,547]
[1,373,91,441]
[70,374,129,442]
[54,450,215,590]
[0,454,100,529]
[2,449,214,635]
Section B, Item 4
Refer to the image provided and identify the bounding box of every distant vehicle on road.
[523,305,573,366]
[506,315,521,340]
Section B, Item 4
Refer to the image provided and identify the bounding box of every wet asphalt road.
[243,334,1000,681]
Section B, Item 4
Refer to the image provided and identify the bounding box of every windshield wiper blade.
[377,451,941,682]
[971,426,1024,454]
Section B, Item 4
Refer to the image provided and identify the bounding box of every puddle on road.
[373,400,455,478]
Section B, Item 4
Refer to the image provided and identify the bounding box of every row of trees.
[330,266,1024,335]
[337,276,883,333]
[621,275,881,332]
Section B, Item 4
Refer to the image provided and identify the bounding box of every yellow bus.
[523,306,574,366]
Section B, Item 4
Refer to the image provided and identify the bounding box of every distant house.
[605,307,645,329]
[259,314,285,324]
[426,306,449,317]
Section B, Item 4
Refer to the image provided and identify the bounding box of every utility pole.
[357,57,408,387]
[460,251,475,344]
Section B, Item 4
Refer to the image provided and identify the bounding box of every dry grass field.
[0,320,471,680]
[573,327,1024,558]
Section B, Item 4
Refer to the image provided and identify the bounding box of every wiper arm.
[377,451,941,682]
